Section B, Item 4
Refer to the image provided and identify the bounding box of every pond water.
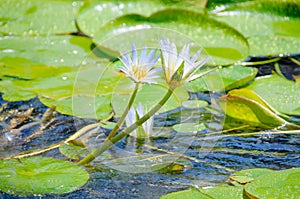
[0,89,299,198]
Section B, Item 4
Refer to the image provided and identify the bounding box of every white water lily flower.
[125,103,154,139]
[160,37,211,89]
[119,45,161,83]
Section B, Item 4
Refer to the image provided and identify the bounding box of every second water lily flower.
[159,37,211,89]
[119,45,161,84]
[125,103,154,139]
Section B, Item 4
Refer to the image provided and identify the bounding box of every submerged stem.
[79,87,174,165]
[105,83,140,141]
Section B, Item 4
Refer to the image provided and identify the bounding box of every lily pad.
[0,156,89,196]
[219,89,287,128]
[0,35,92,67]
[102,153,192,173]
[160,188,212,199]
[245,168,300,199]
[59,140,90,161]
[112,82,189,116]
[213,0,300,56]
[186,65,257,92]
[93,9,249,65]
[203,185,244,199]
[77,0,205,37]
[0,0,82,35]
[173,123,206,133]
[247,74,300,116]
[182,100,208,109]
[229,168,275,184]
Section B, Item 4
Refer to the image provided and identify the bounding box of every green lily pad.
[77,0,205,37]
[0,35,92,67]
[112,82,189,116]
[213,0,300,56]
[0,0,82,35]
[247,74,300,116]
[229,168,275,184]
[182,100,208,109]
[203,185,244,199]
[0,156,89,196]
[160,188,212,199]
[93,9,249,65]
[186,65,257,92]
[245,168,300,199]
[60,140,90,161]
[103,154,192,173]
[173,123,206,133]
[219,89,287,128]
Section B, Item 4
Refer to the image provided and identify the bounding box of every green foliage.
[0,157,89,196]
[173,123,206,133]
[219,88,291,128]
[161,167,300,199]
[245,168,300,199]
[0,0,82,35]
[213,0,300,56]
[186,65,257,92]
[248,74,300,115]
[93,9,249,65]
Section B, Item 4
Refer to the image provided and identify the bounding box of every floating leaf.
[112,82,189,116]
[203,185,244,199]
[0,157,89,196]
[182,100,208,109]
[93,9,249,65]
[102,154,192,173]
[173,123,206,133]
[77,0,205,37]
[213,0,300,56]
[0,0,82,35]
[247,74,300,115]
[186,65,257,92]
[229,168,274,184]
[219,89,288,128]
[245,168,300,199]
[59,140,90,161]
[160,188,212,199]
[0,35,92,67]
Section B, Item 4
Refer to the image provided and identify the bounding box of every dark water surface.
[0,93,299,199]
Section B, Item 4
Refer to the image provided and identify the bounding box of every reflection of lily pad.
[245,168,300,199]
[0,157,89,196]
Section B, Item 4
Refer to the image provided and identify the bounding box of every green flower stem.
[79,87,174,165]
[236,57,281,66]
[105,82,140,141]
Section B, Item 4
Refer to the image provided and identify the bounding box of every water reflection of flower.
[160,37,211,89]
[119,45,161,84]
[125,103,154,139]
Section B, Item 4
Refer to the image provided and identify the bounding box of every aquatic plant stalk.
[105,83,140,140]
[79,88,174,165]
